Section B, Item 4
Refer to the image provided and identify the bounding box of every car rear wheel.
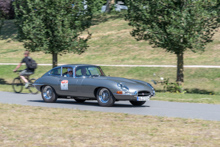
[96,88,115,107]
[41,86,57,103]
[129,101,146,106]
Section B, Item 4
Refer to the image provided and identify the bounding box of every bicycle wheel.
[12,78,23,93]
[28,78,39,94]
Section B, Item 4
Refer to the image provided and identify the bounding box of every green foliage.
[165,80,185,94]
[215,1,220,23]
[90,0,106,14]
[0,9,4,33]
[13,0,94,57]
[125,0,219,54]
[152,76,184,93]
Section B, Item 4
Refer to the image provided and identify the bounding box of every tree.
[14,0,96,68]
[105,0,117,13]
[125,0,219,88]
[105,0,112,13]
[0,0,15,19]
[0,8,4,34]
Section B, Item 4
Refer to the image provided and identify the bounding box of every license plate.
[137,96,150,101]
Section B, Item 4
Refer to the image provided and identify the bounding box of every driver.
[66,68,73,77]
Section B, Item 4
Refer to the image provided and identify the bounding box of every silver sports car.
[34,64,155,107]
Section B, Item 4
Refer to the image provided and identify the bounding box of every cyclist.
[13,50,35,88]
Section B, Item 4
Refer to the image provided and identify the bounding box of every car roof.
[55,64,99,68]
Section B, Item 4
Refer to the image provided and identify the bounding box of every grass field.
[0,103,220,146]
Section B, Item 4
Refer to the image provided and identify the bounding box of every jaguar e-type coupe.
[34,64,155,107]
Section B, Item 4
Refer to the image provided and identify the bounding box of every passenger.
[81,68,88,76]
[66,68,73,77]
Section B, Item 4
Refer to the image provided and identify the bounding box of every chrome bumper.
[113,91,153,101]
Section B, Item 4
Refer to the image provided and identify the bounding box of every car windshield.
[75,66,105,77]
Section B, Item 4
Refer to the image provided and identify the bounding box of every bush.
[152,75,185,93]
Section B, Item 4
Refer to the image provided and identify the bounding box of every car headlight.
[147,83,153,89]
[117,83,129,92]
[147,83,155,95]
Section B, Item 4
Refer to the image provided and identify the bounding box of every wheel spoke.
[43,88,52,99]
[99,89,110,103]
[97,88,115,106]
[41,86,57,103]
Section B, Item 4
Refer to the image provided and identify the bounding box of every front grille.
[138,91,151,96]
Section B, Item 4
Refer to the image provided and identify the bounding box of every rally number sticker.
[61,80,68,90]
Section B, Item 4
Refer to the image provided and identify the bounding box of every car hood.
[94,76,148,87]
[93,76,154,93]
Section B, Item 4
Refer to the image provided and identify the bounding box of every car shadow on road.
[156,88,215,95]
[28,99,150,108]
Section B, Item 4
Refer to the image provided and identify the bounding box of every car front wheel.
[96,88,115,107]
[129,101,146,106]
[41,86,57,103]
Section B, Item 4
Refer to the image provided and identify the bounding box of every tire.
[28,78,39,94]
[96,88,115,107]
[41,86,57,103]
[74,99,86,103]
[129,101,146,106]
[12,78,23,93]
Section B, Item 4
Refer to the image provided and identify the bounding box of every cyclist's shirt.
[21,57,35,72]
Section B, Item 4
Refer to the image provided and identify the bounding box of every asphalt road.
[0,92,220,121]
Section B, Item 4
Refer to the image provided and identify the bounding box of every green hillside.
[0,16,220,65]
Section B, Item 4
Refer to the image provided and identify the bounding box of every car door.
[77,78,96,97]
[74,66,92,97]
[56,66,78,96]
[58,76,78,96]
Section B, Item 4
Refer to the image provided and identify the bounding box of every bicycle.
[12,70,38,94]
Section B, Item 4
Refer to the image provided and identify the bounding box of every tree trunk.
[52,52,58,68]
[105,0,114,13]
[176,53,184,85]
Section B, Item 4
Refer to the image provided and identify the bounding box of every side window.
[75,67,90,77]
[62,67,73,77]
[75,68,82,77]
[88,67,100,75]
[62,67,68,76]
[49,67,61,76]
